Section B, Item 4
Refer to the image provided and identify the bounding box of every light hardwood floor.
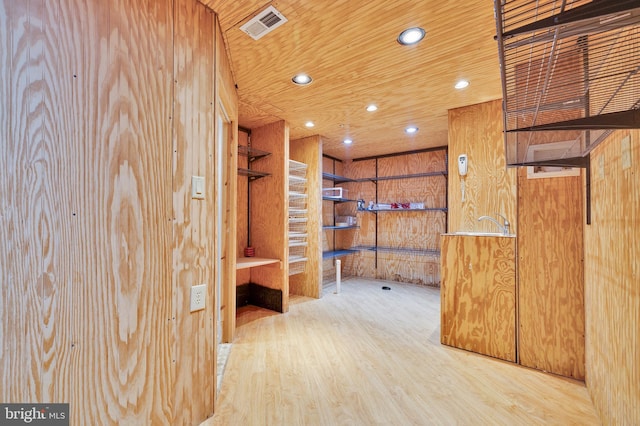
[204,278,599,425]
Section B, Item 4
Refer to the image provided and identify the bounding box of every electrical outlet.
[190,284,206,312]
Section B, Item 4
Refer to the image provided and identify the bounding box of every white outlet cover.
[190,284,206,312]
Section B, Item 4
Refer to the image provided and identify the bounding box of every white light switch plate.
[191,176,205,200]
[190,284,206,312]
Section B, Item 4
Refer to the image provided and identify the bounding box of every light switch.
[191,176,205,200]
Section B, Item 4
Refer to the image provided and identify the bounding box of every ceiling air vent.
[240,6,288,40]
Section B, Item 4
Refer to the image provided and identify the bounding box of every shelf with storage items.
[321,161,363,285]
[238,145,271,181]
[288,160,309,276]
[321,174,361,260]
[340,148,448,287]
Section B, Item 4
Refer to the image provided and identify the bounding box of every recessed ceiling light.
[397,27,426,45]
[305,121,315,128]
[405,126,419,134]
[343,138,353,145]
[292,73,312,85]
[455,80,470,89]
[366,104,378,112]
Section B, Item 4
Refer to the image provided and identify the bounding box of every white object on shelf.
[322,187,347,199]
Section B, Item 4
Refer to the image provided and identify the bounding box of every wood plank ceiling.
[200,0,502,159]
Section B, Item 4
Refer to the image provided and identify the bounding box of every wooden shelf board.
[236,257,281,270]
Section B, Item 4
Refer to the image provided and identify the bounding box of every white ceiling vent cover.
[240,5,288,40]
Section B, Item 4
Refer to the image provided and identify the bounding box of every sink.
[446,231,515,237]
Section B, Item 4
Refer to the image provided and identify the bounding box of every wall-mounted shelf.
[356,171,447,182]
[322,225,359,230]
[345,147,449,272]
[352,245,440,256]
[322,172,355,183]
[238,145,271,162]
[238,167,271,180]
[237,257,280,270]
[358,207,448,213]
[322,249,362,259]
[322,196,355,203]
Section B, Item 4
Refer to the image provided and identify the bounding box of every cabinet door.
[441,235,516,362]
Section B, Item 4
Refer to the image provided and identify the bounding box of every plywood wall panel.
[447,100,517,234]
[375,252,441,286]
[0,1,231,424]
[248,120,288,310]
[441,235,516,362]
[585,129,640,424]
[517,170,585,380]
[1,0,47,403]
[172,0,216,422]
[290,135,322,298]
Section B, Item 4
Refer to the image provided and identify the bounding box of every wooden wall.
[236,130,250,286]
[447,99,586,380]
[585,129,640,423]
[441,235,516,362]
[447,99,517,234]
[290,136,322,298]
[340,151,447,286]
[0,1,234,424]
[517,168,585,379]
[215,18,238,344]
[248,121,289,311]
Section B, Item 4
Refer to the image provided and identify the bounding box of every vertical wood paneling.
[1,0,44,403]
[1,1,231,424]
[585,129,640,424]
[441,235,516,362]
[172,0,215,423]
[447,99,517,234]
[216,18,239,344]
[236,130,251,286]
[290,135,322,298]
[517,170,585,380]
[248,120,289,311]
[39,0,77,408]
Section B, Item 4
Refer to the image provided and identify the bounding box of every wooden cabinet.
[440,234,517,362]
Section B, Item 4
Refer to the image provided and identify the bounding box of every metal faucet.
[478,213,510,235]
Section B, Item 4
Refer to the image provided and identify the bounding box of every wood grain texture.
[517,168,585,380]
[339,151,447,286]
[289,135,322,298]
[199,0,502,160]
[248,120,289,311]
[208,279,598,425]
[0,1,231,424]
[216,16,239,345]
[585,129,640,424]
[447,99,517,235]
[172,0,216,423]
[441,235,517,362]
